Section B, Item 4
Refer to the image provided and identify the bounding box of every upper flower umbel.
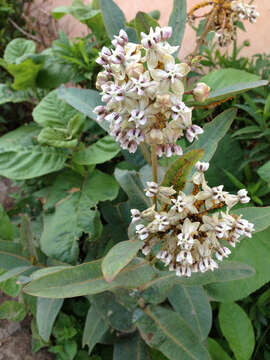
[94,27,206,157]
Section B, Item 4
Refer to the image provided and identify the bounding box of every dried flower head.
[188,0,259,47]
[131,161,254,277]
[94,27,205,157]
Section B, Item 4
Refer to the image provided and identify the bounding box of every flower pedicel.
[131,161,254,277]
[94,27,206,157]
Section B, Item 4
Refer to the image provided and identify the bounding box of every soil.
[0,293,54,360]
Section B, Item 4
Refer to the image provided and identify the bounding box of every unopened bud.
[192,82,211,102]
[96,71,111,90]
[126,62,145,79]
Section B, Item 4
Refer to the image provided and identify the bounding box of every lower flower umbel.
[131,161,254,277]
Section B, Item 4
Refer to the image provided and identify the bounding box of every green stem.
[151,144,158,209]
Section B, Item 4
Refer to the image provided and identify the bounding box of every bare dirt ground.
[0,293,54,360]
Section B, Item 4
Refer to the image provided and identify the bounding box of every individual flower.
[131,161,254,277]
[94,27,204,157]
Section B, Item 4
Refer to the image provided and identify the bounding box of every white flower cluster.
[231,1,259,23]
[216,1,259,46]
[93,27,204,157]
[131,161,254,277]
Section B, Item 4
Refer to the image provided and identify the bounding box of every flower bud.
[126,62,145,79]
[192,82,211,102]
[145,129,164,145]
[96,71,111,90]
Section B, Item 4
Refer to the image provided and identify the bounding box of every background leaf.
[37,297,64,342]
[0,145,67,180]
[135,305,210,360]
[4,38,36,64]
[219,302,255,360]
[135,12,159,41]
[100,0,126,39]
[168,0,187,52]
[83,304,109,354]
[0,300,26,322]
[102,240,142,282]
[113,331,151,360]
[168,285,212,341]
[207,338,232,360]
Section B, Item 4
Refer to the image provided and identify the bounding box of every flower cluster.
[188,0,259,47]
[131,161,254,277]
[94,27,205,157]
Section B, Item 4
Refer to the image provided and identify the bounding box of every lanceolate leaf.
[114,332,151,360]
[83,304,109,354]
[23,258,156,298]
[207,338,232,360]
[0,266,34,282]
[234,206,270,233]
[114,167,151,211]
[102,240,142,282]
[219,303,255,360]
[37,297,64,342]
[168,0,187,51]
[161,149,204,191]
[100,0,126,39]
[140,261,254,305]
[257,160,270,183]
[135,305,210,360]
[205,227,270,302]
[185,108,236,192]
[0,145,67,180]
[168,285,212,341]
[135,12,159,41]
[93,292,135,332]
[187,69,268,107]
[0,240,31,270]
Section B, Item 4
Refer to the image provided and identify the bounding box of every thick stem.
[151,144,158,209]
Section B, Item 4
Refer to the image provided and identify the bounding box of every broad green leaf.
[58,87,109,132]
[93,292,135,332]
[161,149,204,191]
[135,305,210,360]
[234,206,270,233]
[0,123,40,147]
[100,0,126,39]
[102,240,142,282]
[36,59,75,89]
[205,227,270,301]
[140,261,254,305]
[0,204,13,240]
[168,0,186,51]
[257,160,270,183]
[186,109,236,162]
[83,305,109,354]
[168,285,212,340]
[40,170,114,262]
[52,1,106,35]
[24,258,155,298]
[31,266,72,280]
[205,134,244,190]
[188,69,268,107]
[135,12,159,41]
[4,38,36,64]
[114,167,151,211]
[33,89,79,128]
[219,303,255,360]
[0,145,67,180]
[37,297,64,342]
[0,266,34,282]
[113,332,150,360]
[0,84,29,105]
[73,136,120,165]
[37,127,78,148]
[207,338,232,360]
[0,240,31,270]
[0,301,27,321]
[185,109,236,192]
[1,58,42,90]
